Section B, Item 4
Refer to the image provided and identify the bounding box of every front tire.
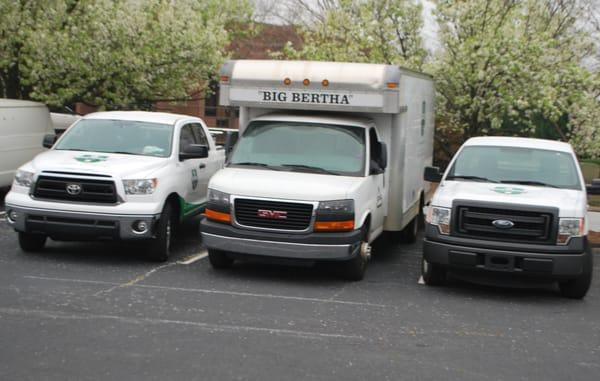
[208,249,234,269]
[18,232,47,252]
[559,246,593,299]
[147,203,174,262]
[342,226,370,281]
[421,256,446,286]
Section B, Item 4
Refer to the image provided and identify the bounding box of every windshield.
[446,145,582,190]
[229,121,366,176]
[55,119,174,158]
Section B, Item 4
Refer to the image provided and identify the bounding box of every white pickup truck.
[5,111,225,260]
[201,59,435,280]
[422,137,593,298]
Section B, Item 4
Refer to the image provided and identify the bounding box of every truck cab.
[201,60,435,280]
[5,111,225,260]
[422,137,593,298]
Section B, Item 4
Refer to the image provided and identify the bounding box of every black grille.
[33,175,117,204]
[454,204,555,244]
[234,198,313,230]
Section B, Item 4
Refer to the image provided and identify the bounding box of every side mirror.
[42,134,57,148]
[424,166,442,183]
[587,179,600,195]
[179,144,208,161]
[378,142,387,170]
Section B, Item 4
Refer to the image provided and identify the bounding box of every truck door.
[368,127,386,236]
[178,123,207,212]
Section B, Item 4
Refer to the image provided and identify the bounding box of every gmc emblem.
[257,209,288,219]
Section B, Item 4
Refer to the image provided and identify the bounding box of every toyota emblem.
[66,183,82,195]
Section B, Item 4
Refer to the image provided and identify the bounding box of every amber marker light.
[303,78,311,86]
[220,75,230,83]
[283,78,292,85]
[204,209,231,223]
[314,220,355,232]
[322,79,329,87]
[386,82,398,89]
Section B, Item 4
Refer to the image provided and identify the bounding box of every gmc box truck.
[201,60,434,280]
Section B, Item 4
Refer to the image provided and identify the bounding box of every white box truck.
[201,60,434,280]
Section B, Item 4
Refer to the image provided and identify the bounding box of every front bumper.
[424,224,588,278]
[201,219,362,260]
[5,204,160,240]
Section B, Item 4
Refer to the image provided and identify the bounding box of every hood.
[28,150,168,179]
[209,167,365,201]
[433,181,586,218]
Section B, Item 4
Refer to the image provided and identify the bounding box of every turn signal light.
[204,209,231,223]
[314,220,354,232]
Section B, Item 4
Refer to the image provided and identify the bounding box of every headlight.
[14,170,35,187]
[315,199,355,232]
[122,179,157,195]
[205,189,231,223]
[426,206,451,235]
[317,199,354,214]
[208,189,231,209]
[557,218,584,245]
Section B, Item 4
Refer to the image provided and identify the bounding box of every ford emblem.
[492,219,514,229]
[66,183,82,195]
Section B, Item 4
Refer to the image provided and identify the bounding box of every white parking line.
[178,250,208,265]
[0,211,6,222]
[0,307,364,341]
[24,275,389,308]
[417,276,425,285]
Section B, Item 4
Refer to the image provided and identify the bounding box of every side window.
[369,127,381,169]
[191,123,209,148]
[179,124,197,152]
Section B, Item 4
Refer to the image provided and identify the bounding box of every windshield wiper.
[230,162,278,170]
[446,175,498,183]
[500,180,559,188]
[280,164,339,175]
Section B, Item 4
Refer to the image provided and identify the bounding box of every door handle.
[199,163,206,169]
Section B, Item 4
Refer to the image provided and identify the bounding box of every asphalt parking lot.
[0,206,599,380]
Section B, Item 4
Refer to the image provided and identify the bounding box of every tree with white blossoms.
[280,0,427,70]
[431,0,600,157]
[0,0,252,109]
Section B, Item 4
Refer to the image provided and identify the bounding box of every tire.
[559,245,593,299]
[421,256,446,286]
[208,249,234,269]
[18,232,47,252]
[147,203,174,262]
[342,226,369,281]
[400,216,418,244]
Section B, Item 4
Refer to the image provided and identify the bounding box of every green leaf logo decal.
[492,186,526,195]
[75,154,109,163]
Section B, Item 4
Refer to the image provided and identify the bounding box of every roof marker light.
[303,78,310,86]
[220,75,230,83]
[322,79,329,87]
[387,82,398,89]
[283,78,291,85]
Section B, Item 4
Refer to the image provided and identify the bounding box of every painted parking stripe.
[179,250,208,265]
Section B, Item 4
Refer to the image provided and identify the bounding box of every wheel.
[342,226,370,281]
[421,256,446,286]
[400,216,418,243]
[559,246,593,299]
[18,232,47,252]
[208,249,234,269]
[147,203,174,262]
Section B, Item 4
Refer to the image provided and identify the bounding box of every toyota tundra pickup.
[422,137,593,298]
[5,111,225,260]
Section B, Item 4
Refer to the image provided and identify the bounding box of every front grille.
[234,198,313,231]
[454,204,555,244]
[33,175,117,204]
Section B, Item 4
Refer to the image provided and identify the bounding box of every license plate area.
[485,254,514,271]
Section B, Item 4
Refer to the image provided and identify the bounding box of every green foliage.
[430,0,599,157]
[280,0,426,70]
[0,0,252,109]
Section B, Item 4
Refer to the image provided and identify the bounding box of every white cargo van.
[5,111,225,260]
[0,99,54,188]
[422,137,593,298]
[201,60,435,280]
